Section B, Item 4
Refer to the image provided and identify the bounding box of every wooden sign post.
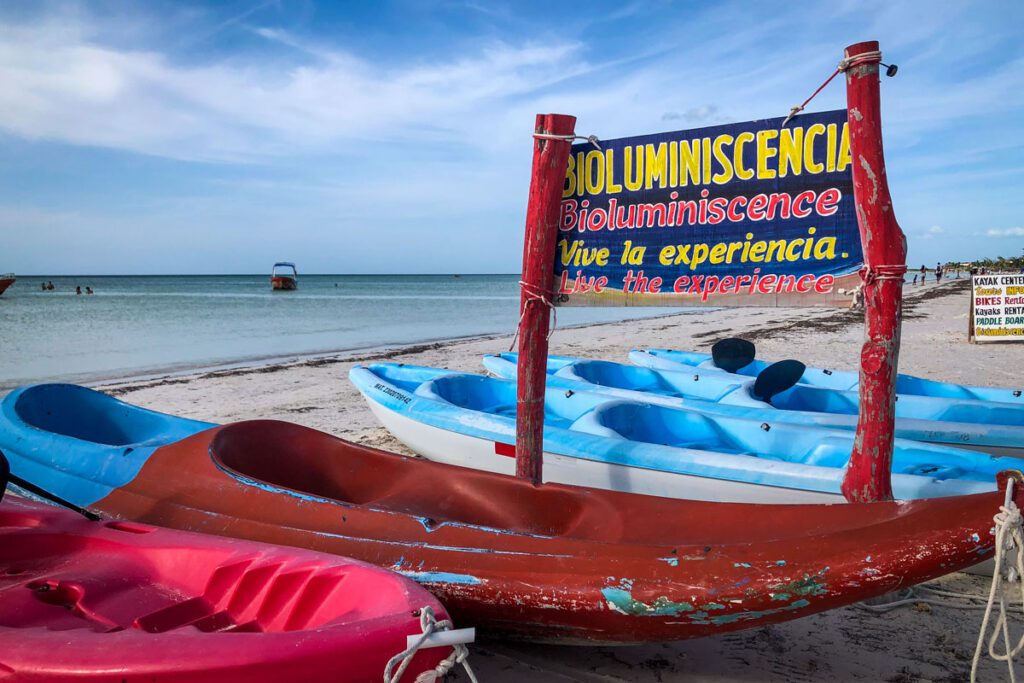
[839,41,907,503]
[515,113,577,484]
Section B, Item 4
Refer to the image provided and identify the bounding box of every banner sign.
[971,274,1024,342]
[553,109,863,307]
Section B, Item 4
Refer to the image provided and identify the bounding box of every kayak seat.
[900,464,965,480]
[568,361,675,395]
[10,534,365,635]
[210,421,611,538]
[13,384,175,447]
[588,402,741,454]
[421,374,583,428]
[489,404,516,418]
[420,376,516,413]
[772,386,858,415]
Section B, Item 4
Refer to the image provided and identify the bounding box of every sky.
[0,0,1021,275]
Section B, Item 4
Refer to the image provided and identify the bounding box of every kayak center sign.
[970,274,1024,342]
[553,109,863,307]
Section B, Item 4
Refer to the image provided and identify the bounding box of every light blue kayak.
[484,352,1024,457]
[350,362,1016,503]
[633,346,1024,405]
[0,384,213,504]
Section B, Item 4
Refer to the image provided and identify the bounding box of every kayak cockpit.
[770,385,860,415]
[405,369,607,429]
[209,420,614,538]
[12,384,201,447]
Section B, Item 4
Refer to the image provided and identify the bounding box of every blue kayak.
[350,362,1014,503]
[0,384,213,503]
[633,346,1024,404]
[483,353,1024,457]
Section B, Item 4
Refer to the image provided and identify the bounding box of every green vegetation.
[946,250,1024,271]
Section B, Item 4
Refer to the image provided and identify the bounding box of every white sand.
[100,277,1023,682]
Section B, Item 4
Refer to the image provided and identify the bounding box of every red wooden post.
[840,41,908,503]
[516,113,577,484]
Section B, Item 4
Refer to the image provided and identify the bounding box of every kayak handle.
[407,627,476,649]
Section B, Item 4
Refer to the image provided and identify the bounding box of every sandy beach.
[85,277,1024,681]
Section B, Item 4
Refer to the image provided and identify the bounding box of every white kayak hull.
[363,398,842,504]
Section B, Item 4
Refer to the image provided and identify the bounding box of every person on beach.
[75,286,81,295]
[919,264,927,283]
[47,281,54,291]
[935,263,943,282]
[40,282,46,291]
[85,287,93,295]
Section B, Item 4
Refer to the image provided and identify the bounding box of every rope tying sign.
[782,50,885,128]
[848,265,906,308]
[859,264,908,286]
[533,132,602,150]
[509,280,557,351]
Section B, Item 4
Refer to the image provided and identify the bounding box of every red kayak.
[0,495,457,682]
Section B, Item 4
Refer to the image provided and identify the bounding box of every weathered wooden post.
[840,41,908,503]
[516,113,577,484]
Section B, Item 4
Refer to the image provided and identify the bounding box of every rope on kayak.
[972,477,1024,682]
[508,280,557,352]
[384,605,478,683]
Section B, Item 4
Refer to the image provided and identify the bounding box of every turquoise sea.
[0,275,687,389]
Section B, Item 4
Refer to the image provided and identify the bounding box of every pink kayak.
[0,495,460,682]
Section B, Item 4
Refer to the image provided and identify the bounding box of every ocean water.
[0,275,688,389]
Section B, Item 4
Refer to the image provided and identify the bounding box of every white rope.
[383,606,478,683]
[855,585,995,613]
[838,50,883,71]
[508,280,557,351]
[972,478,1024,682]
[533,132,602,150]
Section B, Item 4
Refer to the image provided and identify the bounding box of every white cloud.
[909,225,945,240]
[986,227,1024,237]
[2,1,1019,169]
[0,15,591,162]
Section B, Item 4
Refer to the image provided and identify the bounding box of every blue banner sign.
[553,109,862,306]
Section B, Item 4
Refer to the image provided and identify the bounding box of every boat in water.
[483,352,1024,457]
[0,383,1016,643]
[0,454,456,682]
[270,262,297,291]
[0,273,14,296]
[350,363,1018,503]
[633,339,1024,405]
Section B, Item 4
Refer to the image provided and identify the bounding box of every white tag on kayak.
[408,627,476,649]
